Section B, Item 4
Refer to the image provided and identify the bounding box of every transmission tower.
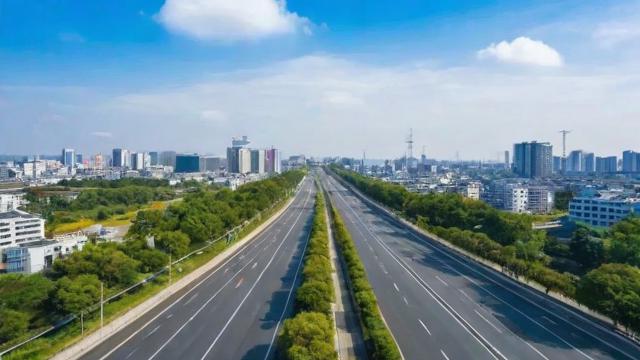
[559,130,571,158]
[405,128,414,174]
[559,129,571,173]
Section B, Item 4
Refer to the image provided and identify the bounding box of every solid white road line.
[441,349,450,360]
[336,175,621,360]
[474,310,502,334]
[263,211,315,360]
[146,248,267,360]
[197,187,313,360]
[95,179,311,360]
[418,319,432,336]
[333,188,505,360]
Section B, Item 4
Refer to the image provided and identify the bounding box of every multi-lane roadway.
[81,177,316,360]
[320,168,640,360]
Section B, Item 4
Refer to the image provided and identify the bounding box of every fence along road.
[79,176,316,360]
[320,168,640,360]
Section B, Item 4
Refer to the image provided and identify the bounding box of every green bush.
[330,205,402,360]
[278,312,337,360]
[279,187,337,359]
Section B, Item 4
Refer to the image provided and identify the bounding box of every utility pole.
[100,282,104,331]
[169,253,172,285]
[81,311,84,336]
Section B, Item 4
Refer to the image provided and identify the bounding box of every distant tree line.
[330,165,640,333]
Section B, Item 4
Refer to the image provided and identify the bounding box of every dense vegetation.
[24,184,175,234]
[278,188,337,360]
[329,198,402,360]
[0,171,304,350]
[331,165,640,333]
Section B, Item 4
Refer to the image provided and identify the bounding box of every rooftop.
[0,210,39,220]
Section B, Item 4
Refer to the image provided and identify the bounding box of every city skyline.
[2,1,640,158]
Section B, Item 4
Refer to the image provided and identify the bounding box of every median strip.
[327,191,403,360]
[277,184,337,359]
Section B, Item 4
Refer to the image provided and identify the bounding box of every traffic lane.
[324,177,496,360]
[368,219,577,360]
[152,183,315,360]
[81,177,314,360]
[203,214,312,360]
[327,172,640,360]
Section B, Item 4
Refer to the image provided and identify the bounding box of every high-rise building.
[149,152,159,166]
[159,151,177,168]
[622,150,638,173]
[175,154,200,173]
[112,148,130,168]
[94,154,104,170]
[199,156,224,172]
[227,136,252,174]
[238,148,252,174]
[567,150,584,173]
[527,186,554,214]
[504,150,510,169]
[596,156,617,174]
[584,152,595,173]
[61,148,76,168]
[264,148,281,174]
[131,152,146,170]
[251,149,265,174]
[513,141,552,178]
[553,156,563,174]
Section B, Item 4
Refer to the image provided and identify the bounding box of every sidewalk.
[326,204,368,360]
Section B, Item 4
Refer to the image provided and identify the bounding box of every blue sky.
[1,0,639,159]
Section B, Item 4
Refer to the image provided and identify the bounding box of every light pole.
[100,282,104,331]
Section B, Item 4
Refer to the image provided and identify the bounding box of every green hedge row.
[278,189,337,360]
[330,204,402,360]
[428,226,576,297]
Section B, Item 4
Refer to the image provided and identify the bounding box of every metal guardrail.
[0,179,305,359]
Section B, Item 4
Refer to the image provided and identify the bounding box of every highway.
[80,176,316,360]
[320,169,640,360]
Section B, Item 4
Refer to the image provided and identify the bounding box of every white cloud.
[156,0,310,41]
[98,55,640,159]
[200,109,228,124]
[90,131,112,138]
[477,37,564,67]
[594,21,640,47]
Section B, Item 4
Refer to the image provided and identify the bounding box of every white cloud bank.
[477,37,564,67]
[594,21,640,47]
[156,0,310,41]
[5,56,640,158]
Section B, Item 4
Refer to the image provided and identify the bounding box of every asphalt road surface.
[320,168,640,360]
[80,176,316,360]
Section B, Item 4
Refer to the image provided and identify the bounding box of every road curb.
[52,184,302,360]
